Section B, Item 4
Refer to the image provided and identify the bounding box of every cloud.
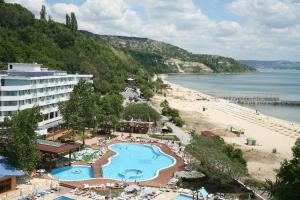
[228,0,300,29]
[4,0,300,61]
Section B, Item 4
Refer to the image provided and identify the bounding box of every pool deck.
[60,141,185,189]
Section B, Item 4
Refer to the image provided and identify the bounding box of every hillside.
[241,60,300,70]
[0,1,153,95]
[0,0,254,97]
[101,35,255,73]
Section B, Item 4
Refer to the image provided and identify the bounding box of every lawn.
[149,134,180,141]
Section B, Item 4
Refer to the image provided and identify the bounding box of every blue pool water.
[102,143,176,181]
[55,196,74,200]
[173,194,193,200]
[51,165,93,181]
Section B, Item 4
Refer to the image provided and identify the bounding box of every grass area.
[149,134,180,141]
[77,150,99,162]
[97,189,123,198]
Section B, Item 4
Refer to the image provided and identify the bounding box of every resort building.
[0,63,93,134]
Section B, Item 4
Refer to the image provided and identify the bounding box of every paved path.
[148,102,191,145]
[166,122,191,145]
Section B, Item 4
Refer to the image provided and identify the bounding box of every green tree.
[40,5,46,21]
[65,13,70,28]
[96,94,123,132]
[70,12,78,31]
[186,135,247,184]
[59,80,96,145]
[265,138,300,200]
[3,107,42,173]
[122,103,161,122]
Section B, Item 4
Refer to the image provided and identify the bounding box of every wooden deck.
[61,141,185,189]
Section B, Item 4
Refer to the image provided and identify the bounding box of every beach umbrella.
[141,187,160,197]
[124,185,140,193]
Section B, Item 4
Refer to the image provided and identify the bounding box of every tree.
[3,107,42,173]
[70,12,78,31]
[122,103,161,122]
[265,138,300,200]
[59,80,96,145]
[186,135,247,184]
[65,13,71,28]
[96,94,123,132]
[40,5,46,21]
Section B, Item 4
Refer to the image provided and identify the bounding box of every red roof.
[201,131,216,137]
[37,142,81,154]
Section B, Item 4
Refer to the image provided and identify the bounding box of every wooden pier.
[220,97,300,106]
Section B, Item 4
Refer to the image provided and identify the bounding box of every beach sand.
[151,76,300,181]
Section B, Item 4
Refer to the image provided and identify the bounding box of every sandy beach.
[151,75,300,181]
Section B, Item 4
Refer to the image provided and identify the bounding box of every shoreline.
[153,74,300,181]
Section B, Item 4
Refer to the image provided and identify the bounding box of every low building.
[118,120,155,134]
[0,156,24,194]
[0,63,93,135]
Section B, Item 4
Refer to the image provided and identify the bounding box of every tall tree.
[3,107,42,173]
[265,138,300,200]
[65,13,71,28]
[96,94,123,132]
[70,12,78,31]
[40,5,46,21]
[59,80,96,145]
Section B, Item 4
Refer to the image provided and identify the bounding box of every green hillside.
[0,1,153,95]
[0,1,254,96]
[101,35,255,73]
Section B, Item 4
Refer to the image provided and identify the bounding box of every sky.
[6,0,300,61]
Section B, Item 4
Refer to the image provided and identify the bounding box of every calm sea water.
[166,69,300,123]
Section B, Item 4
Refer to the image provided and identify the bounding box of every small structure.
[174,171,205,180]
[36,139,81,170]
[198,187,209,199]
[201,131,216,137]
[246,137,257,146]
[118,120,155,134]
[161,124,169,134]
[120,87,142,103]
[230,125,245,136]
[0,156,24,194]
[125,77,137,88]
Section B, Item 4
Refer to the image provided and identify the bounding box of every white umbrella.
[124,185,140,193]
[141,187,160,197]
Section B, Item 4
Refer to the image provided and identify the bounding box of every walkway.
[166,122,191,145]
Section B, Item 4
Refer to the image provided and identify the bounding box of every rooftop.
[37,139,82,154]
[0,63,67,78]
[0,156,25,179]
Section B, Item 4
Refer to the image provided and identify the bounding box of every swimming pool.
[55,196,74,200]
[102,143,176,181]
[51,165,93,181]
[173,194,193,200]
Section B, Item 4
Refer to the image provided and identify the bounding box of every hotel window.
[2,101,17,106]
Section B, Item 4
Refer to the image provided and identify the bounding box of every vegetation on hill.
[186,135,247,184]
[122,103,161,122]
[265,138,300,200]
[101,35,255,73]
[0,1,155,96]
[160,100,184,127]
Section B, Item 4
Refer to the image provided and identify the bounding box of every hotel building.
[0,63,92,135]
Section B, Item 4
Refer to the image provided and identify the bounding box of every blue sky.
[6,0,300,61]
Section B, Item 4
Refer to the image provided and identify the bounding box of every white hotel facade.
[0,63,93,134]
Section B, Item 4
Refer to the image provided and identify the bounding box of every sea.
[165,69,300,124]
